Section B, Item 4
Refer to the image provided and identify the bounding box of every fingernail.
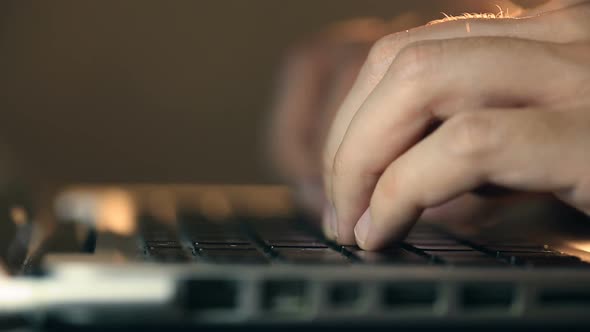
[354,209,371,246]
[322,202,338,240]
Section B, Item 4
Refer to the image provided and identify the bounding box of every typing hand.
[322,2,590,249]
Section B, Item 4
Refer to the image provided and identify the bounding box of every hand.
[323,1,590,249]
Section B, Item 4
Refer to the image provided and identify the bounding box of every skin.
[267,3,519,218]
[322,1,590,249]
[269,0,590,249]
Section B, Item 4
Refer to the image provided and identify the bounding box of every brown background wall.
[0,0,498,184]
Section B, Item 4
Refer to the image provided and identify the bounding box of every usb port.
[262,279,309,314]
[176,279,237,312]
[382,282,436,308]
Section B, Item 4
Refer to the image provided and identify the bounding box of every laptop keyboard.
[140,214,590,268]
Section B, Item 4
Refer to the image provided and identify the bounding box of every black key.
[197,248,268,264]
[523,256,588,267]
[269,240,328,248]
[507,252,587,267]
[277,248,350,264]
[499,252,561,265]
[187,225,251,242]
[445,258,509,266]
[486,245,553,253]
[262,234,320,242]
[408,243,474,251]
[427,250,484,257]
[192,235,251,242]
[405,239,462,247]
[429,251,508,266]
[148,247,189,262]
[472,239,544,246]
[405,235,452,241]
[346,246,430,265]
[195,243,255,249]
[145,241,181,248]
[194,240,252,245]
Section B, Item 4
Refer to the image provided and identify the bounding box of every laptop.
[1,184,590,330]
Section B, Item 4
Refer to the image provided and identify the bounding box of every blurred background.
[0,0,507,184]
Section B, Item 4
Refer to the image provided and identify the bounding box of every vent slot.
[460,283,514,311]
[538,289,590,307]
[328,282,361,308]
[262,279,309,314]
[382,282,436,308]
[176,279,237,311]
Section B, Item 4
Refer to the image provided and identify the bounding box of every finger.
[322,4,590,235]
[357,109,587,250]
[330,37,575,244]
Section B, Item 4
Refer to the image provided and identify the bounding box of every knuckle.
[364,32,411,83]
[389,40,443,80]
[366,34,398,67]
[444,112,500,159]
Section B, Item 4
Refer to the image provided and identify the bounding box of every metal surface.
[0,184,589,329]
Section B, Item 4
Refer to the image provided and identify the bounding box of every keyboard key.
[346,246,431,265]
[522,257,588,267]
[405,238,462,246]
[197,248,268,264]
[429,251,508,266]
[268,240,328,248]
[427,250,482,256]
[472,239,544,246]
[446,258,508,266]
[148,247,189,262]
[190,232,251,242]
[194,240,252,245]
[506,252,588,267]
[408,243,474,251]
[145,241,182,248]
[485,245,554,253]
[195,243,255,249]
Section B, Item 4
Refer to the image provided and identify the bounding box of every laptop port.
[176,279,237,311]
[262,279,309,314]
[382,282,436,308]
[328,282,361,308]
[460,283,514,310]
[538,288,590,307]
